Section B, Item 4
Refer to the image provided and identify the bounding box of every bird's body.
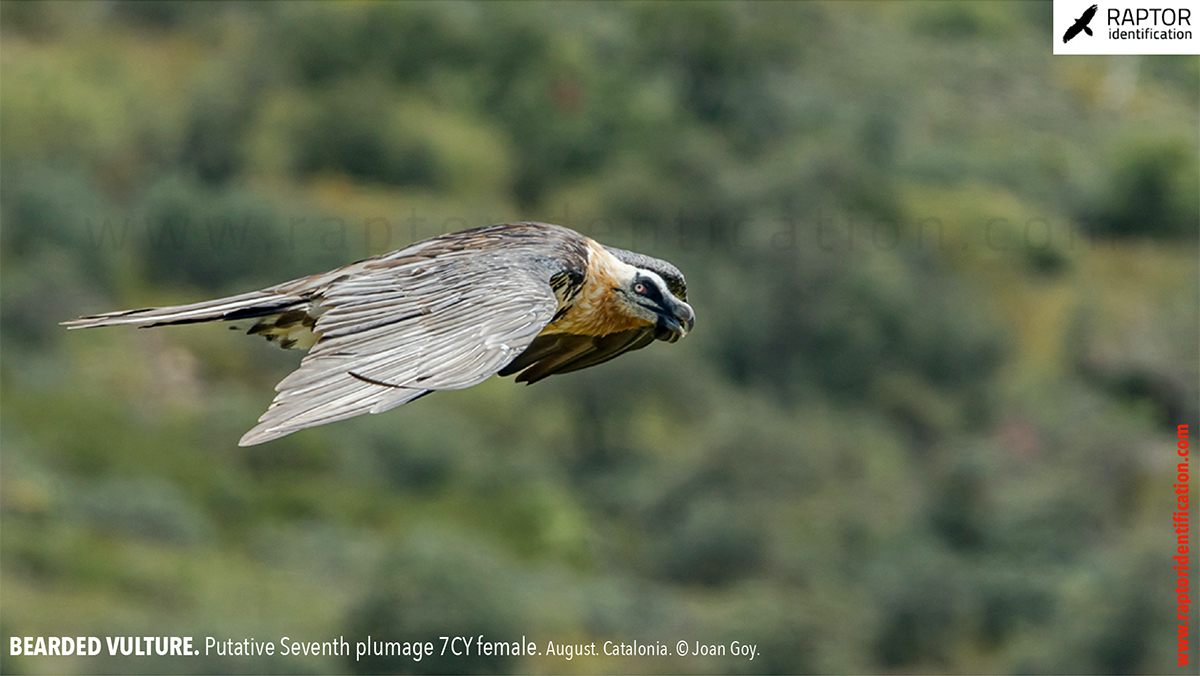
[1063,4,1097,42]
[63,222,694,446]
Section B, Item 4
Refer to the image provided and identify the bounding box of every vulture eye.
[634,282,647,295]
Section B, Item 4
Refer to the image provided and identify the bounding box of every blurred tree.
[345,535,520,675]
[0,3,1195,674]
[1086,137,1200,240]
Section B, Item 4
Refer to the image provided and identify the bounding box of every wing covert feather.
[239,233,569,446]
[501,328,656,384]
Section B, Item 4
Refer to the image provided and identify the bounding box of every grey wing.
[239,253,560,446]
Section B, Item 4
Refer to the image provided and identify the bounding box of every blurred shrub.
[371,436,453,494]
[486,42,622,208]
[1144,55,1200,100]
[132,173,351,291]
[0,164,124,344]
[273,2,472,85]
[1086,137,1200,239]
[869,544,972,669]
[911,3,1017,39]
[345,532,521,675]
[1,164,114,269]
[69,476,210,546]
[927,461,987,551]
[0,3,1195,674]
[109,0,203,31]
[0,0,78,40]
[1027,552,1169,674]
[712,240,1004,419]
[648,495,765,587]
[179,69,259,186]
[632,1,811,152]
[294,81,438,189]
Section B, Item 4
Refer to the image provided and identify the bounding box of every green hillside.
[2,2,1197,673]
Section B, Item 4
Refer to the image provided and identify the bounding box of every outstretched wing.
[240,241,563,446]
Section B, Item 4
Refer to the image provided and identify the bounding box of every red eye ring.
[634,283,647,294]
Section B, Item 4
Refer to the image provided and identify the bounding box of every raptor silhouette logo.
[1063,4,1099,42]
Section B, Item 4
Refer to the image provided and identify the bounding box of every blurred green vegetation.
[1,1,1197,674]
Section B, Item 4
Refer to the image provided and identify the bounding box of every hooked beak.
[654,298,695,343]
